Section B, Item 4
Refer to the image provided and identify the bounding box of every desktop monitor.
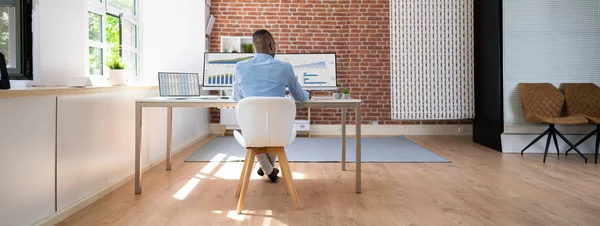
[203,52,337,91]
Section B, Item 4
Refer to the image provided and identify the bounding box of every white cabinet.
[0,97,56,226]
[294,120,310,132]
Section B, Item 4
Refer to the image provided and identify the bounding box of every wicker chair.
[519,83,588,163]
[563,83,600,164]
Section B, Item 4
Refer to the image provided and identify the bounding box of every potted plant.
[342,88,350,99]
[333,89,342,99]
[241,43,254,53]
[107,55,127,86]
[222,45,229,53]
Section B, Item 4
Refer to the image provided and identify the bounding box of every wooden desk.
[134,97,363,194]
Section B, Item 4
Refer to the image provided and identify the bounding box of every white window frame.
[87,0,138,79]
[88,6,106,77]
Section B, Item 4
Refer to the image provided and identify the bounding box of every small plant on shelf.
[222,45,229,53]
[333,88,342,99]
[107,55,125,70]
[342,88,350,99]
[232,49,239,53]
[107,56,127,86]
[241,43,254,53]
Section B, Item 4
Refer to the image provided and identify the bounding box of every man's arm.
[286,64,308,103]
[232,64,243,101]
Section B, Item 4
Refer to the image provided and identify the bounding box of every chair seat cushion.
[526,115,588,125]
[233,130,297,148]
[585,116,600,124]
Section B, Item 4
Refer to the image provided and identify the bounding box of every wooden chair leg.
[221,126,226,136]
[235,149,252,198]
[276,148,300,209]
[237,149,256,214]
[267,148,291,195]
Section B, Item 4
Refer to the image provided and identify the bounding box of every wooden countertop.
[0,85,158,99]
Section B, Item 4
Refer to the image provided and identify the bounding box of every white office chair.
[232,97,300,213]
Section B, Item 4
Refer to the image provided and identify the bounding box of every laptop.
[158,72,228,99]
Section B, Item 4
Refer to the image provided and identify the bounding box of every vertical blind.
[503,0,600,126]
[390,0,474,120]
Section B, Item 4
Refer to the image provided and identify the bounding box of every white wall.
[0,97,56,226]
[502,0,600,153]
[34,0,86,86]
[139,0,206,85]
[138,0,210,165]
[503,0,600,129]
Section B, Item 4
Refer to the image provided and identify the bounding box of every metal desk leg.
[135,103,143,194]
[341,107,347,171]
[166,107,173,171]
[355,103,362,194]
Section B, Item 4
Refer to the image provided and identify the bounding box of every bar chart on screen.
[207,74,234,85]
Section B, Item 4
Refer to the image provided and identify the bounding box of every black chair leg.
[521,128,551,155]
[595,129,599,164]
[565,128,597,155]
[552,130,560,156]
[543,130,553,163]
[555,129,588,163]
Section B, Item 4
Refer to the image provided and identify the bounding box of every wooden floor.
[58,135,600,226]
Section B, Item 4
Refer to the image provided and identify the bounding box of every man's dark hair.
[253,29,272,43]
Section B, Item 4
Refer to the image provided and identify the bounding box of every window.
[0,6,16,68]
[88,0,138,77]
[0,0,31,80]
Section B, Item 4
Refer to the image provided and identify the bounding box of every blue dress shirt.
[232,53,308,102]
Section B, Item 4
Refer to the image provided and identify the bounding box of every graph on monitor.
[203,53,336,90]
[203,53,253,89]
[276,54,336,89]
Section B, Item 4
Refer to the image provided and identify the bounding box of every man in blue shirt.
[233,29,308,182]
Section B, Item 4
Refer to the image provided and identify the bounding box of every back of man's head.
[253,29,276,57]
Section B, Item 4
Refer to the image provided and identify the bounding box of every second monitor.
[203,53,337,90]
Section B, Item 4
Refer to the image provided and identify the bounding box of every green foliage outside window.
[0,7,12,66]
[106,15,120,61]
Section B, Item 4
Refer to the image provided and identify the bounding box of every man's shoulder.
[272,59,293,69]
[235,59,252,67]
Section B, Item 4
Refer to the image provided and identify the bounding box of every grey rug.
[185,136,450,163]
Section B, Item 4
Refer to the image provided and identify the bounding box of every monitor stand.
[218,89,233,100]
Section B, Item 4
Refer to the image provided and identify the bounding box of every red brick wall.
[209,0,471,125]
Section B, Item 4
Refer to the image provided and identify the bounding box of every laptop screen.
[158,72,201,97]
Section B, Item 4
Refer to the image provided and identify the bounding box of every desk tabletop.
[136,96,361,104]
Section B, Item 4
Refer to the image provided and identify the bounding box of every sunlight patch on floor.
[226,210,246,221]
[172,177,201,200]
[291,171,305,179]
[173,154,228,200]
[200,153,228,174]
[262,210,273,226]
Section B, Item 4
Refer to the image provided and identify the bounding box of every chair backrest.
[519,83,564,121]
[236,97,296,147]
[563,83,600,118]
[0,52,10,89]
